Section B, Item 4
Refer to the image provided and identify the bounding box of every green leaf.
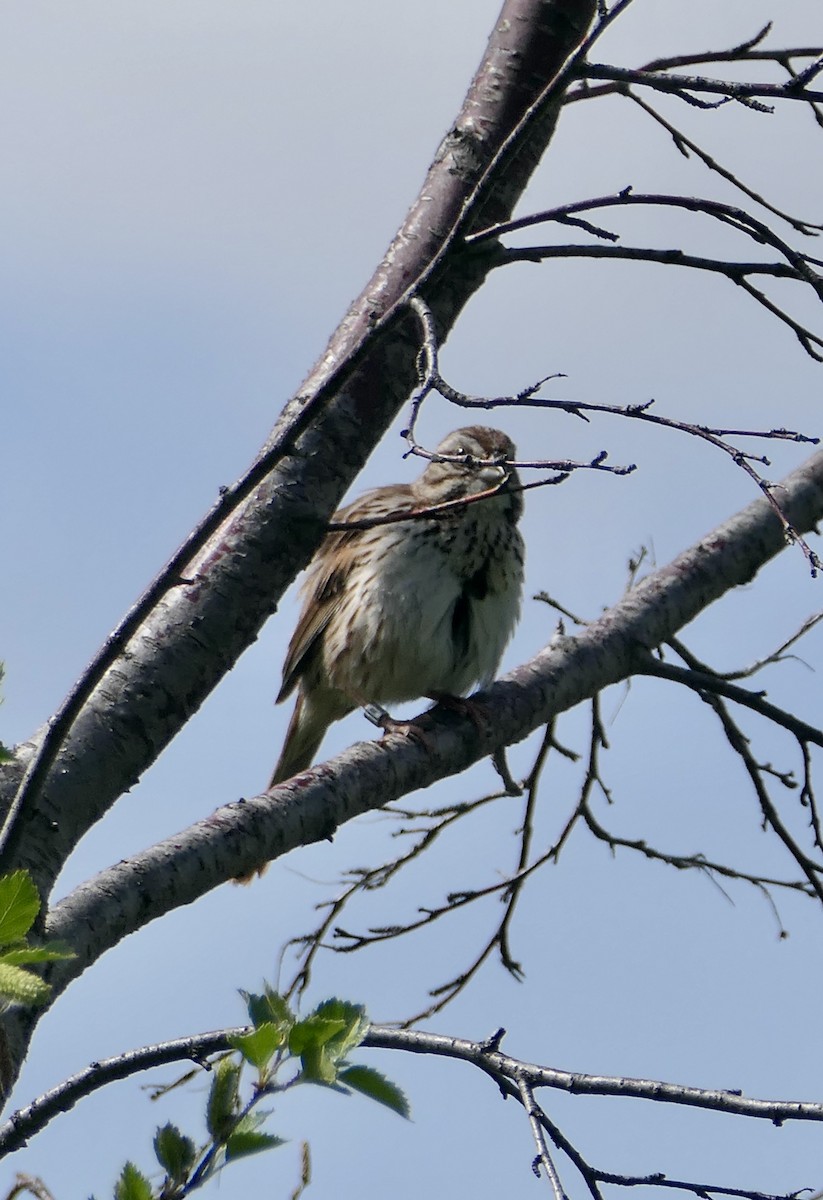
[0,961,51,1006]
[338,1065,411,1118]
[234,1109,268,1132]
[227,1022,285,1071]
[0,743,13,764]
[291,1000,369,1085]
[206,1056,241,1141]
[225,1129,285,1162]
[153,1122,196,1184]
[114,1162,153,1200]
[310,999,369,1062]
[289,1016,348,1084]
[0,871,41,944]
[242,985,293,1030]
[288,1016,346,1057]
[0,942,75,966]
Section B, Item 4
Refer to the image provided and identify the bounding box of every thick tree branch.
[0,1030,244,1158]
[39,450,823,1005]
[5,1019,823,1164]
[0,0,599,902]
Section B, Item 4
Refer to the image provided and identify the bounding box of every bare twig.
[405,280,822,572]
[621,89,822,236]
[467,188,823,370]
[367,1025,823,1122]
[666,637,823,861]
[634,654,823,749]
[514,1070,566,1196]
[680,684,823,904]
[705,612,823,681]
[280,792,504,1002]
[580,62,823,107]
[4,1178,56,1200]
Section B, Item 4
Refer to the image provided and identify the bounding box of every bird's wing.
[276,484,416,702]
[277,558,344,702]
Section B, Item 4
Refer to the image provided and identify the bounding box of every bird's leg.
[362,702,436,749]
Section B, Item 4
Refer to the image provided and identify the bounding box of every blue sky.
[2,2,822,1196]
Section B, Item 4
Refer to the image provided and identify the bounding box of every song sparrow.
[269,425,525,787]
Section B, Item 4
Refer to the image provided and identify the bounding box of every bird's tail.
[234,688,349,884]
[270,684,355,788]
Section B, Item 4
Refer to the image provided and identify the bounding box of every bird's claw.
[362,703,435,750]
[427,691,490,734]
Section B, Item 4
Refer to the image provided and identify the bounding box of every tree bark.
[38,448,823,1006]
[0,0,597,900]
[0,0,598,1097]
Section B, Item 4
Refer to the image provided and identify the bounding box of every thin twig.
[622,88,822,236]
[580,62,823,106]
[514,1070,566,1197]
[634,655,823,749]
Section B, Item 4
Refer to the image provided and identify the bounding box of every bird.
[268,425,525,787]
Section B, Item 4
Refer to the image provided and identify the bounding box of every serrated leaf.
[153,1122,196,1184]
[338,1065,411,1118]
[0,872,41,944]
[0,942,75,966]
[114,1162,153,1200]
[0,961,50,1006]
[288,1016,346,1057]
[232,1109,271,1136]
[310,999,369,1062]
[206,1056,241,1141]
[290,1016,349,1085]
[300,1046,338,1085]
[225,1129,285,1161]
[291,1000,369,1086]
[263,983,294,1020]
[242,985,293,1029]
[227,1022,284,1070]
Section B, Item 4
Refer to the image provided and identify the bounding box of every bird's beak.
[479,463,508,488]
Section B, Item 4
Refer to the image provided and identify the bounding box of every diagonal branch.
[620,89,823,236]
[0,0,600,904]
[634,656,823,748]
[39,450,823,1009]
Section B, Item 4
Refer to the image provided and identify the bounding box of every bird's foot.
[426,696,522,794]
[362,702,435,750]
[426,691,490,734]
